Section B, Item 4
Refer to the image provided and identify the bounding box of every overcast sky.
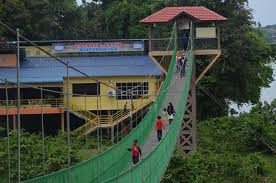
[77,0,276,26]
[248,0,276,26]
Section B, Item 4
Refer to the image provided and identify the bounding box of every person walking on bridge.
[180,56,187,78]
[128,139,142,165]
[156,116,165,141]
[176,51,182,73]
[167,102,175,125]
[161,108,168,126]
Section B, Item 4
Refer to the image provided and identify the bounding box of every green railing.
[104,26,193,183]
[23,23,178,183]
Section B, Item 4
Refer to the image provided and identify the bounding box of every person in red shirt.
[156,116,165,141]
[128,139,142,165]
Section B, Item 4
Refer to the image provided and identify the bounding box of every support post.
[16,28,21,182]
[85,94,88,148]
[191,59,197,151]
[178,60,197,153]
[178,22,197,153]
[13,115,16,130]
[110,109,114,144]
[111,126,114,145]
[5,80,11,183]
[217,26,221,50]
[149,25,153,52]
[66,63,71,183]
[61,112,65,133]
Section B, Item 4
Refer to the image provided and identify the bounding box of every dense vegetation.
[163,99,276,183]
[1,0,275,119]
[0,100,275,182]
[0,0,275,182]
[0,131,112,182]
[262,24,276,44]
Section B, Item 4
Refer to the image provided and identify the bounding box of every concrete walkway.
[142,70,186,156]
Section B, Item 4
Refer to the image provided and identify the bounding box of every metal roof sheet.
[0,56,162,84]
[140,6,227,23]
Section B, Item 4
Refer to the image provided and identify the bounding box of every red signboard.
[0,54,17,67]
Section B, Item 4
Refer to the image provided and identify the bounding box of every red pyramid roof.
[140,6,227,23]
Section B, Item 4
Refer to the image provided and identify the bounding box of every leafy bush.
[162,150,266,183]
[163,100,276,183]
[0,131,82,181]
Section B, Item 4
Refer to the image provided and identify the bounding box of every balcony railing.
[150,38,173,52]
[194,37,219,50]
[149,37,220,52]
[0,98,63,108]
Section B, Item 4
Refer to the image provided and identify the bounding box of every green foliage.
[0,0,274,119]
[261,24,276,44]
[0,0,83,40]
[163,100,276,183]
[0,131,83,181]
[162,151,266,183]
[196,0,274,119]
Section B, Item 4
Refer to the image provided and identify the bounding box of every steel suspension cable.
[200,87,226,108]
[199,87,228,111]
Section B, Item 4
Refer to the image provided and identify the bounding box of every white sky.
[248,0,276,26]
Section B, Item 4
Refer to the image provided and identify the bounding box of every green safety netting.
[23,25,178,183]
[103,27,193,183]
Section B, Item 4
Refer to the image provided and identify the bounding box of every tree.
[0,0,83,40]
[163,100,276,182]
[190,0,274,119]
[0,0,274,119]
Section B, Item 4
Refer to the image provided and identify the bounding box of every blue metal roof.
[0,56,162,84]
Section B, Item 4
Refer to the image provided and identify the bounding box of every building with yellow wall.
[0,41,163,133]
[66,76,158,112]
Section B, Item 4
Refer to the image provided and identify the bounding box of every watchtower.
[140,6,227,153]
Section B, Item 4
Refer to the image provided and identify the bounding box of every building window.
[26,51,30,56]
[116,82,149,100]
[72,83,100,96]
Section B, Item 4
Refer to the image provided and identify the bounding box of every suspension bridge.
[0,6,228,183]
